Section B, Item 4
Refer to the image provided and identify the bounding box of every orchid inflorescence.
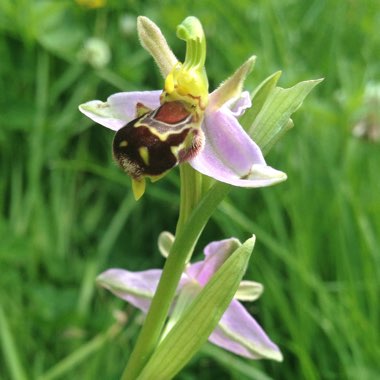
[79,15,321,380]
[98,234,282,362]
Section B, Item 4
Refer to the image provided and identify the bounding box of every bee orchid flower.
[79,16,286,199]
[97,235,283,361]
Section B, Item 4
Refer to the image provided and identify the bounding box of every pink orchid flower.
[79,17,286,199]
[97,236,283,361]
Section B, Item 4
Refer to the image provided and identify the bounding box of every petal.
[225,91,252,117]
[108,90,162,121]
[186,238,241,286]
[209,300,283,361]
[209,56,256,110]
[96,268,162,313]
[78,90,162,131]
[190,107,287,187]
[79,100,126,131]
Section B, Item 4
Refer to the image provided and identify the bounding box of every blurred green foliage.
[0,0,379,379]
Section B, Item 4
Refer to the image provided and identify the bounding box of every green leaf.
[202,343,275,380]
[240,70,282,129]
[247,78,323,155]
[137,236,256,380]
[0,304,28,380]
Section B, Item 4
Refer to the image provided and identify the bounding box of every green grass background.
[1,0,379,379]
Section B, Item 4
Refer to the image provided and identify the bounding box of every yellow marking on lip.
[139,147,150,166]
[133,115,194,142]
[170,145,180,158]
[119,140,128,147]
[132,178,146,201]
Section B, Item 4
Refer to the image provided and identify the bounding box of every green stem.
[176,164,202,236]
[0,305,28,380]
[121,181,230,380]
[39,320,124,380]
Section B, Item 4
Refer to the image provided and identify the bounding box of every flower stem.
[121,180,230,380]
[176,164,202,236]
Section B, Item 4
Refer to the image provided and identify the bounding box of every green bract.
[136,237,255,380]
[240,74,323,155]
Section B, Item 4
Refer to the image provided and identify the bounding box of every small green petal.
[209,56,256,110]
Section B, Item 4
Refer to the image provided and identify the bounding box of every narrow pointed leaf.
[202,344,275,380]
[262,118,294,155]
[137,236,256,380]
[0,305,28,380]
[248,79,323,154]
[239,71,282,129]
